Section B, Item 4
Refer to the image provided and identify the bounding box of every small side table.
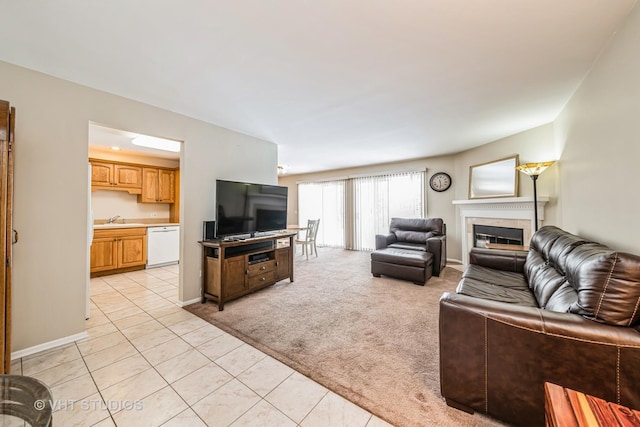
[545,382,640,426]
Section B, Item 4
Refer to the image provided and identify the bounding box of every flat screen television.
[215,179,288,238]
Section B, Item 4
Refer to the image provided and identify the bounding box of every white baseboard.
[178,297,201,307]
[446,257,463,264]
[12,331,89,360]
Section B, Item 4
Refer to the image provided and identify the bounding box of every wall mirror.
[468,155,519,199]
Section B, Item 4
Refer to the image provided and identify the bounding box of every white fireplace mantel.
[453,196,550,265]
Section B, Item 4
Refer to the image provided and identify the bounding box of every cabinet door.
[158,169,175,203]
[91,162,114,187]
[118,235,146,268]
[223,257,246,299]
[91,237,118,273]
[114,164,142,189]
[140,168,159,203]
[275,248,291,281]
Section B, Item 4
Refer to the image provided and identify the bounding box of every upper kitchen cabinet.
[90,159,142,194]
[139,167,176,204]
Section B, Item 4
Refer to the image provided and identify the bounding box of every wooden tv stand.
[200,232,297,310]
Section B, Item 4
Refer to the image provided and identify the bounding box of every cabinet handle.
[275,261,279,266]
[261,277,266,281]
[245,270,249,275]
[12,229,18,244]
[260,266,266,270]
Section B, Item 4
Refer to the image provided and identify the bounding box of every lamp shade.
[516,161,555,177]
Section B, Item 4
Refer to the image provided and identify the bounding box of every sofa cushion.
[456,277,538,306]
[463,264,529,289]
[525,227,589,310]
[545,282,578,312]
[548,233,591,275]
[527,226,565,266]
[458,265,537,306]
[565,244,640,326]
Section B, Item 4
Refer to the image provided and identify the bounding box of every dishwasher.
[146,225,180,268]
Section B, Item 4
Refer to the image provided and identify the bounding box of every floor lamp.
[516,161,555,232]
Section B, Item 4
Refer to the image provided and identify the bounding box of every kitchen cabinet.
[90,159,143,194]
[90,227,147,277]
[139,167,176,203]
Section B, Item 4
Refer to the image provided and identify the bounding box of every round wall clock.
[429,172,452,192]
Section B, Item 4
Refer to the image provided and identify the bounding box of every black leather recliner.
[373,218,447,277]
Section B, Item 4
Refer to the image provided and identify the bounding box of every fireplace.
[453,196,549,265]
[473,224,524,249]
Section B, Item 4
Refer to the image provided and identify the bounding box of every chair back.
[389,217,445,243]
[305,219,320,242]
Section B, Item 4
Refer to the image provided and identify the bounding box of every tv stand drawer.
[247,260,276,277]
[247,271,276,289]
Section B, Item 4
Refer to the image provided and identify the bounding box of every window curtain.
[298,180,346,248]
[353,171,425,251]
[297,171,424,251]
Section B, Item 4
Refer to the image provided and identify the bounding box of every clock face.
[430,172,452,192]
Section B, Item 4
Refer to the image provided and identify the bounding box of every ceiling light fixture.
[131,135,181,153]
[277,165,287,175]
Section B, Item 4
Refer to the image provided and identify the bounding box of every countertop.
[93,222,179,230]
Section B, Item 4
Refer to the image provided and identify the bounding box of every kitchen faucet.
[107,215,121,224]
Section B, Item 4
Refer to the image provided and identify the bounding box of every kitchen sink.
[93,223,145,229]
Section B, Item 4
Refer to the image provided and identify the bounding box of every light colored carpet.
[186,248,506,427]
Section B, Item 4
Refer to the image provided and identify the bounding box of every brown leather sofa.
[439,226,640,426]
[371,218,446,284]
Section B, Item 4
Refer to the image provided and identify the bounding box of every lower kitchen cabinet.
[91,227,147,277]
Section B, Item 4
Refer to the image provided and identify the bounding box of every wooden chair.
[295,219,320,259]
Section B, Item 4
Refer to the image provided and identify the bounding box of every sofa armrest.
[469,247,527,273]
[375,233,396,250]
[439,292,640,426]
[426,235,446,276]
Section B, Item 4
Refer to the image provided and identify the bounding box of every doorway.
[87,123,182,316]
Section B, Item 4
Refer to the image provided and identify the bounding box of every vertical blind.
[353,171,425,250]
[297,180,346,248]
[298,171,425,251]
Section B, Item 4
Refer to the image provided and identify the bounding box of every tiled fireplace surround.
[453,196,550,265]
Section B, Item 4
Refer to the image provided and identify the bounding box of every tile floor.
[9,264,393,427]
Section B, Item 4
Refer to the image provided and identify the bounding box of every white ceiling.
[88,123,181,160]
[0,1,636,174]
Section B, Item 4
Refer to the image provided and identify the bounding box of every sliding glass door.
[298,171,425,251]
[298,180,346,248]
[353,172,425,250]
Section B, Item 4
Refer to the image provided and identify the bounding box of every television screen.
[215,179,288,237]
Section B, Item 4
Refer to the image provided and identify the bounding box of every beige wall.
[91,191,171,222]
[553,4,640,254]
[0,61,277,352]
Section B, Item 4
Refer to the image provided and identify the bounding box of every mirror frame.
[468,154,519,199]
